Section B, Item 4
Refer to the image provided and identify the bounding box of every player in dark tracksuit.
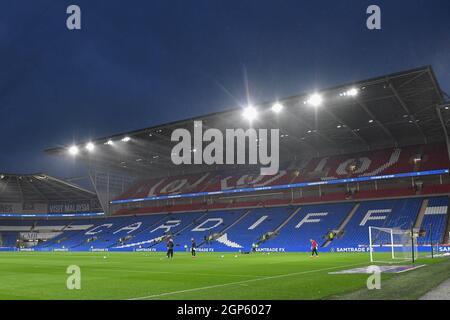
[167,238,174,259]
[191,238,196,257]
[310,239,319,257]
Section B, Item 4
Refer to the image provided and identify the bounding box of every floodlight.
[68,145,79,156]
[271,102,283,113]
[121,136,131,142]
[85,142,95,152]
[105,139,114,146]
[306,93,323,107]
[347,88,358,96]
[341,88,359,97]
[242,106,258,122]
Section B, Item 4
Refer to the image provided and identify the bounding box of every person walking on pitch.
[167,238,174,259]
[310,239,319,257]
[191,238,196,257]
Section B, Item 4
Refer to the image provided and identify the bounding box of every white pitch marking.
[396,264,426,273]
[128,261,370,300]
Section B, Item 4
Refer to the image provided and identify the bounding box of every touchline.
[171,121,279,175]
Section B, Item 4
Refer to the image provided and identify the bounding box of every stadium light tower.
[340,87,359,97]
[347,88,358,96]
[85,142,95,152]
[271,102,284,113]
[305,93,323,107]
[242,106,258,122]
[104,139,114,146]
[68,145,79,156]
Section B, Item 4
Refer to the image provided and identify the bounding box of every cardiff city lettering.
[113,222,142,234]
[248,215,268,230]
[191,218,224,232]
[360,209,391,226]
[85,224,113,235]
[150,220,181,233]
[295,212,328,228]
[110,169,449,204]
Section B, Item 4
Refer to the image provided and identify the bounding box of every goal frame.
[368,226,416,263]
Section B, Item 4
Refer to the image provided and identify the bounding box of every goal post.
[368,226,418,263]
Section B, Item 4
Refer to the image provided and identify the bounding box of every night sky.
[0,0,449,178]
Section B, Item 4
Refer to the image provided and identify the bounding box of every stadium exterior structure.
[0,173,101,217]
[1,66,450,253]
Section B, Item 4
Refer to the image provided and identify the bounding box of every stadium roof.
[46,66,448,176]
[0,173,97,203]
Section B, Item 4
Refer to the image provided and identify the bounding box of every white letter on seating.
[192,218,223,232]
[113,222,142,234]
[85,224,112,235]
[150,220,181,233]
[295,213,328,229]
[360,209,391,226]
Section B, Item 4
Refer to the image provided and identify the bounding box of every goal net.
[368,226,418,263]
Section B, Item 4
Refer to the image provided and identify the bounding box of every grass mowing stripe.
[128,261,370,300]
[1,252,444,300]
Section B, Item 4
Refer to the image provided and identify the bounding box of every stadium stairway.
[210,207,295,252]
[445,201,450,244]
[111,213,174,249]
[259,203,355,251]
[112,212,205,250]
[102,215,173,249]
[322,202,361,247]
[272,206,301,234]
[178,210,248,251]
[328,198,423,249]
[144,211,210,250]
[413,199,429,229]
[216,209,252,234]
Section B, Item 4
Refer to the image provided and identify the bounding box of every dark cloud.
[0,0,449,177]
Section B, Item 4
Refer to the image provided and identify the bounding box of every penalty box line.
[128,261,370,300]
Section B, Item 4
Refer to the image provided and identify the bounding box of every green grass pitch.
[0,251,448,300]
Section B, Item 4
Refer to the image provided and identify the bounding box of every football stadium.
[2,2,450,309]
[1,66,450,300]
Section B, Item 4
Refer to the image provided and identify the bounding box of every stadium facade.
[1,66,450,254]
